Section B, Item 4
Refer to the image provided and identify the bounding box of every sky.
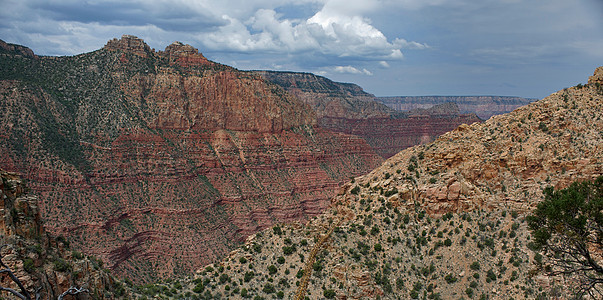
[1,0,602,99]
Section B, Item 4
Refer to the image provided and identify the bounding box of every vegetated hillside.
[0,36,383,282]
[377,96,536,120]
[158,68,602,299]
[0,169,125,299]
[258,71,481,158]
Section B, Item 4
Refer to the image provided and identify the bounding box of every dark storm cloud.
[0,0,601,98]
[33,0,227,32]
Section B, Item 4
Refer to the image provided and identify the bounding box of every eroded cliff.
[160,68,602,299]
[377,95,536,120]
[0,170,124,299]
[0,35,383,281]
[258,71,482,158]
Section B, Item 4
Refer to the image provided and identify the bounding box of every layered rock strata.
[258,71,482,158]
[0,35,383,281]
[377,96,536,120]
[166,68,602,300]
[0,170,123,299]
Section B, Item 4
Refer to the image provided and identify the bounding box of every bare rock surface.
[162,69,602,299]
[0,36,383,281]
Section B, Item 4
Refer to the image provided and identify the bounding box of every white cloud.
[333,66,373,75]
[0,0,430,69]
[198,0,425,64]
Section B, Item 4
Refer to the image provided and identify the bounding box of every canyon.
[0,35,383,281]
[258,71,482,158]
[0,169,123,299]
[162,67,602,300]
[377,95,536,120]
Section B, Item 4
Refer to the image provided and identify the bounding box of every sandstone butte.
[163,67,602,299]
[0,35,384,282]
[257,71,483,158]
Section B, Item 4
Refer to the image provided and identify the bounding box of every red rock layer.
[319,113,482,158]
[0,36,383,281]
[377,96,536,120]
[257,71,483,158]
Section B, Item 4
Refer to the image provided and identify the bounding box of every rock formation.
[589,66,603,85]
[377,96,536,120]
[258,71,481,158]
[161,68,602,299]
[0,169,124,299]
[0,35,383,281]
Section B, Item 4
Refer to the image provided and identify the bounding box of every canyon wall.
[0,169,124,299]
[166,68,603,300]
[377,95,536,120]
[258,71,482,158]
[0,36,383,281]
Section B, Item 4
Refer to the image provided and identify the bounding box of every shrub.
[445,274,457,283]
[244,271,255,282]
[219,273,229,284]
[268,265,277,274]
[53,258,71,272]
[470,261,480,270]
[324,289,336,299]
[262,283,275,294]
[193,283,204,293]
[23,258,35,273]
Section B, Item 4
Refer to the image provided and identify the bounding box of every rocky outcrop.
[164,68,602,300]
[0,40,36,58]
[0,36,383,282]
[0,170,123,299]
[377,96,536,120]
[259,71,482,158]
[255,70,391,119]
[589,66,603,85]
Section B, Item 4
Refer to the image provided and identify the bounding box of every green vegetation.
[527,176,602,297]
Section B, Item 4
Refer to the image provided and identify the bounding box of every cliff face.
[162,68,602,300]
[258,71,482,158]
[377,96,536,120]
[0,170,123,299]
[319,103,481,158]
[0,35,383,281]
[255,70,391,119]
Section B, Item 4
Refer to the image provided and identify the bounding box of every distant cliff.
[258,71,481,158]
[0,35,383,281]
[377,96,536,120]
[255,70,392,119]
[164,67,603,300]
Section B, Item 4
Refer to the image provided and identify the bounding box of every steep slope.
[165,68,602,299]
[0,35,383,281]
[319,103,481,158]
[254,70,390,119]
[0,169,125,299]
[377,95,536,120]
[258,71,481,158]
